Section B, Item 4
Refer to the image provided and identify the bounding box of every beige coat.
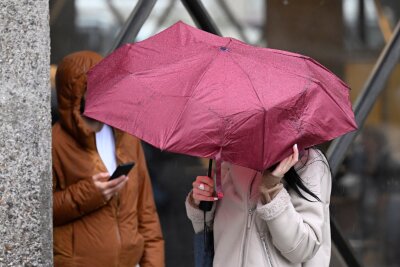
[186,148,331,267]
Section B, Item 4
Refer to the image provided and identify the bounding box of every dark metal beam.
[108,0,157,53]
[216,0,249,43]
[327,20,400,176]
[330,218,362,267]
[180,0,221,35]
[358,0,366,43]
[327,20,400,267]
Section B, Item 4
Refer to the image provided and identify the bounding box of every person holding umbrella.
[52,51,164,267]
[186,144,331,267]
[82,21,357,267]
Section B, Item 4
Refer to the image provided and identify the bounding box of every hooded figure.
[52,51,164,267]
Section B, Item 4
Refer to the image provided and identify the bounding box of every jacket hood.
[56,51,103,148]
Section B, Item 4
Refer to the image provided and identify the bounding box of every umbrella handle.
[199,200,213,212]
[199,159,214,212]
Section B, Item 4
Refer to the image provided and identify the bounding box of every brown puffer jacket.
[52,51,164,267]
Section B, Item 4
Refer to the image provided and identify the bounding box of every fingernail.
[294,144,298,149]
[214,197,218,201]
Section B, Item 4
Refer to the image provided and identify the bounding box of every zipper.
[240,172,258,267]
[260,234,274,267]
[254,219,274,267]
[262,230,275,267]
[247,209,254,229]
[241,208,255,267]
[265,230,275,266]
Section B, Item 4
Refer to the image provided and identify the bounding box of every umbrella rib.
[270,58,354,124]
[162,52,221,149]
[262,108,266,170]
[228,55,265,108]
[228,54,266,168]
[312,80,354,122]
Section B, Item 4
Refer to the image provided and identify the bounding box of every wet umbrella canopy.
[84,21,357,197]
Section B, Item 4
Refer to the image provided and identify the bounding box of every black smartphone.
[109,162,135,181]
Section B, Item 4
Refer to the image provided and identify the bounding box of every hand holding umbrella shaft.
[191,176,218,206]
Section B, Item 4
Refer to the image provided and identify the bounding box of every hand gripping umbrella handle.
[199,159,214,212]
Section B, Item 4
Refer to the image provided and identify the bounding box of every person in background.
[52,51,164,267]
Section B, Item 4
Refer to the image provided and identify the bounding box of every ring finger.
[194,182,213,192]
[193,188,214,197]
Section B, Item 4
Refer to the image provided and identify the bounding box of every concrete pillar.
[0,1,52,266]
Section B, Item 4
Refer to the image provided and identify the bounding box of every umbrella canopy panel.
[85,21,357,171]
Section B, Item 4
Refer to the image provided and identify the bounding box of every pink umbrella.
[85,21,357,198]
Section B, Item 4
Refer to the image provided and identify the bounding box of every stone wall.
[0,1,52,266]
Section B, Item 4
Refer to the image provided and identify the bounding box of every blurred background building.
[50,0,400,266]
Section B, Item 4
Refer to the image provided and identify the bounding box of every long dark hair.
[284,167,321,202]
[269,149,329,202]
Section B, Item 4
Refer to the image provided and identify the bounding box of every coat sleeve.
[256,151,331,263]
[185,161,228,233]
[136,143,165,267]
[185,192,217,233]
[52,160,107,226]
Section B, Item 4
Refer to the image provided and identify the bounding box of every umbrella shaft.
[199,159,214,212]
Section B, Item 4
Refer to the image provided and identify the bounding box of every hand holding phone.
[109,162,135,181]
